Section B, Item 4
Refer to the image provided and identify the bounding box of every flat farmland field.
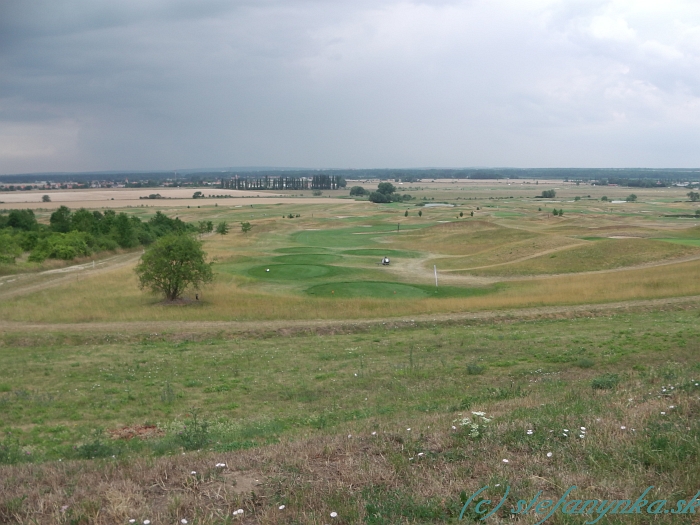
[0,187,341,210]
[0,181,699,524]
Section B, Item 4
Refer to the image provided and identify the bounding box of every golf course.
[0,179,699,524]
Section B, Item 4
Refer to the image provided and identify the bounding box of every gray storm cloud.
[1,0,699,174]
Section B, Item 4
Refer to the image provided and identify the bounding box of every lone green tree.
[240,221,252,234]
[687,191,699,202]
[135,234,213,301]
[216,221,229,235]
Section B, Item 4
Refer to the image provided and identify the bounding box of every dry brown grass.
[2,253,700,324]
[2,380,696,524]
[432,235,583,270]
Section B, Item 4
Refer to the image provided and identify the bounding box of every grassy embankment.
[0,308,698,523]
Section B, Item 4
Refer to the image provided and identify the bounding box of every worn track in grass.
[0,294,698,341]
[0,252,143,300]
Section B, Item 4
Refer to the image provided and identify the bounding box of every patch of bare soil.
[108,425,165,440]
[160,297,199,306]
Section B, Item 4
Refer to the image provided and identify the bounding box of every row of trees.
[0,207,192,264]
[351,183,413,203]
[221,175,346,190]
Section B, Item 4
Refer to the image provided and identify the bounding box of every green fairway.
[272,253,343,264]
[341,248,422,258]
[656,238,700,246]
[247,264,345,280]
[291,224,426,249]
[275,246,333,254]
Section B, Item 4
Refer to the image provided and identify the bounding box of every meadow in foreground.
[0,306,698,523]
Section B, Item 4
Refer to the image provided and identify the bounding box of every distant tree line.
[221,175,346,190]
[4,168,699,187]
[594,178,668,188]
[0,208,192,264]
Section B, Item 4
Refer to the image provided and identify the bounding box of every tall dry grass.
[1,257,700,323]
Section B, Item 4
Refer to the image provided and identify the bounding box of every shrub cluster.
[0,207,193,264]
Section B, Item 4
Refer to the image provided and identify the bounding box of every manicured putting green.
[341,249,421,258]
[249,264,336,280]
[276,247,332,254]
[273,254,342,264]
[656,238,700,246]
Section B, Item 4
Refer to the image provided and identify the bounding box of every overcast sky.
[1,0,699,174]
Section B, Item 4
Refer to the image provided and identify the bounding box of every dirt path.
[0,293,697,338]
[0,252,142,300]
[386,245,700,286]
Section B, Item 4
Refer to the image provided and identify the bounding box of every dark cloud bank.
[1,0,699,174]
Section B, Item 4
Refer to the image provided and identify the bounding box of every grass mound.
[306,281,429,298]
[305,281,495,299]
[395,221,537,255]
[467,238,699,276]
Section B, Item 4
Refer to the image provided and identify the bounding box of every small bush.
[177,410,210,451]
[466,363,485,375]
[591,373,619,390]
[0,434,22,465]
[76,430,117,459]
[576,358,595,369]
[160,381,176,404]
